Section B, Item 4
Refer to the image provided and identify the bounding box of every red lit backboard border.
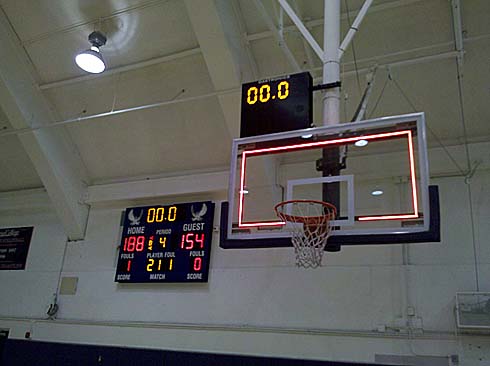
[227,113,431,241]
[238,130,418,228]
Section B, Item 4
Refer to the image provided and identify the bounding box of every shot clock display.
[240,71,312,137]
[115,201,215,283]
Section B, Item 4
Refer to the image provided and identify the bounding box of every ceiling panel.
[250,36,306,77]
[43,53,212,120]
[0,134,42,192]
[9,0,198,83]
[0,104,42,192]
[237,0,273,35]
[43,53,230,182]
[65,98,230,182]
[457,39,490,142]
[462,0,490,37]
[0,105,12,131]
[1,0,154,42]
[0,0,489,195]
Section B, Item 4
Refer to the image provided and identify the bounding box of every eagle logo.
[191,203,207,221]
[128,209,143,225]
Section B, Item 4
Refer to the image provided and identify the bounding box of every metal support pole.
[338,0,373,59]
[321,0,341,251]
[450,0,464,70]
[322,0,341,127]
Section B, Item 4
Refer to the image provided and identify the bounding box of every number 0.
[168,206,177,221]
[278,81,289,99]
[147,208,155,223]
[259,84,270,103]
[247,87,258,105]
[193,257,202,271]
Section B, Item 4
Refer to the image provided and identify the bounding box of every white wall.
[1,144,490,365]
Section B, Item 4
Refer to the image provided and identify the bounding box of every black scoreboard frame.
[240,72,313,137]
[115,201,215,283]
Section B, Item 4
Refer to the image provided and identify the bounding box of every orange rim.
[274,199,337,225]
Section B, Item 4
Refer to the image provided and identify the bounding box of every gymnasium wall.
[0,141,489,365]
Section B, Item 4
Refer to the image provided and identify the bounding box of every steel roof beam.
[248,0,423,42]
[338,0,373,60]
[277,0,324,62]
[184,0,257,138]
[0,9,89,240]
[450,0,464,69]
[252,0,301,72]
[39,48,201,91]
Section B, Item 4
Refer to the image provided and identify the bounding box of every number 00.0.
[246,81,290,105]
[147,206,177,223]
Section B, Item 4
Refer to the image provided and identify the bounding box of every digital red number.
[186,233,194,249]
[181,233,195,249]
[179,233,206,250]
[135,236,145,251]
[124,236,145,252]
[193,257,202,271]
[127,236,136,251]
[126,260,131,271]
[195,233,205,248]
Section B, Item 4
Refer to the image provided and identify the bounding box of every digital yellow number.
[259,84,270,103]
[159,237,166,248]
[156,207,164,222]
[158,259,162,271]
[247,86,258,104]
[278,81,289,99]
[169,258,173,271]
[168,206,177,221]
[147,208,155,223]
[147,258,154,272]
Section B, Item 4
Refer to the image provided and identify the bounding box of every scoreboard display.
[115,201,214,283]
[240,71,312,137]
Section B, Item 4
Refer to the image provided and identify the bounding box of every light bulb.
[355,139,368,147]
[75,47,106,74]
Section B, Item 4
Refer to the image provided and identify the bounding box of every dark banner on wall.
[0,227,33,270]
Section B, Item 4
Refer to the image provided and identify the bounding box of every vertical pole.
[323,0,341,127]
[321,0,341,251]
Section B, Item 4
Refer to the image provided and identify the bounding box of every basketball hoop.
[274,200,337,268]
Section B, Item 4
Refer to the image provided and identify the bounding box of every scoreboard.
[115,201,215,283]
[240,71,312,137]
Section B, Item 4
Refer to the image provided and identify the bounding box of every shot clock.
[240,71,312,137]
[115,201,215,283]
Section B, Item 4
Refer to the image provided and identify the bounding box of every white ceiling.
[0,0,489,192]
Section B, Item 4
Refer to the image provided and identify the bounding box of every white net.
[275,200,336,268]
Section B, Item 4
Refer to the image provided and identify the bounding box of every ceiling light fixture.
[75,31,107,74]
[371,189,384,196]
[354,139,368,147]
